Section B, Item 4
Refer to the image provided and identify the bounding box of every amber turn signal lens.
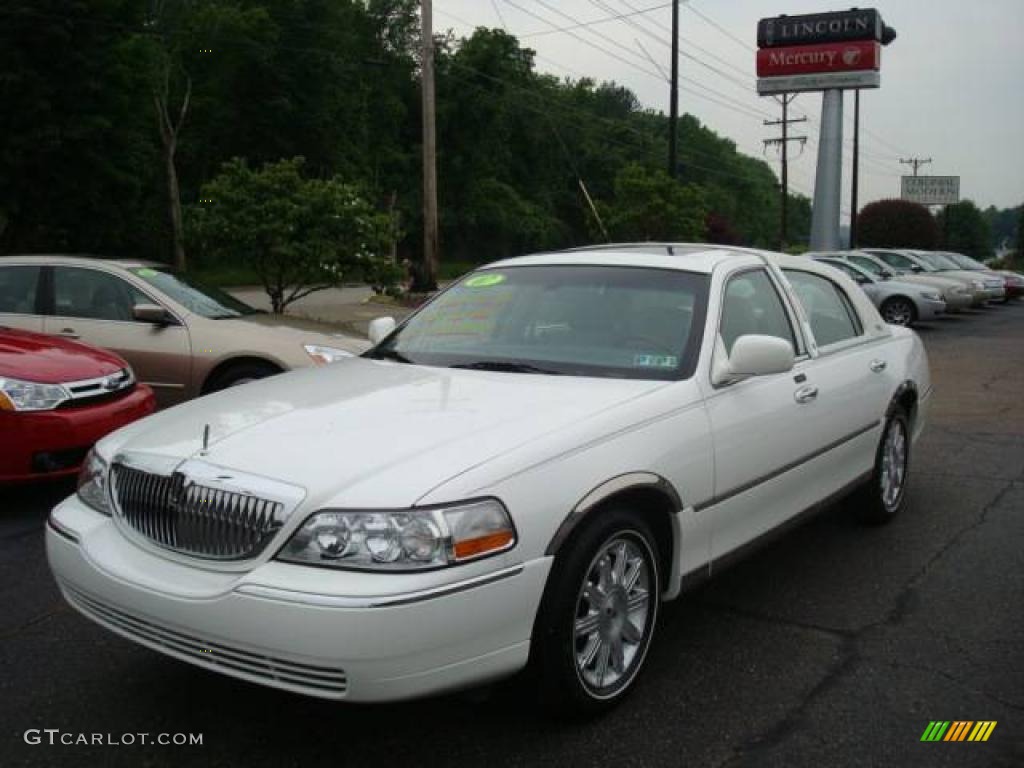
[453,529,515,560]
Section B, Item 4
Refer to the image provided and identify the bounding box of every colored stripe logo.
[920,721,997,742]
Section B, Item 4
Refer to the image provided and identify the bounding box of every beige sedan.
[0,255,368,407]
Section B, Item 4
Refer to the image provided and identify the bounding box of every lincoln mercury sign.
[756,9,892,94]
[901,176,961,206]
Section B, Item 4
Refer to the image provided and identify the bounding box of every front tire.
[854,407,911,525]
[531,508,660,717]
[880,297,917,327]
[205,361,281,393]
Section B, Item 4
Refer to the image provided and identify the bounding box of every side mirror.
[728,335,795,377]
[911,265,924,273]
[368,316,397,345]
[132,303,170,325]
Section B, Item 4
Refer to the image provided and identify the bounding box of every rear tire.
[531,508,660,717]
[854,407,911,525]
[204,361,280,393]
[880,297,917,327]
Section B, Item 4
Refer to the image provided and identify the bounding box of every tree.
[188,158,396,313]
[599,164,707,242]
[936,200,992,261]
[857,199,938,249]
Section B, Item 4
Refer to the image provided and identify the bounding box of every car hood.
[931,269,995,285]
[101,358,668,508]
[211,313,370,354]
[0,327,126,383]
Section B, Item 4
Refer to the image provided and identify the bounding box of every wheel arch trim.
[544,472,683,558]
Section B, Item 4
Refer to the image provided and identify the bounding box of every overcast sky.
[437,0,1024,225]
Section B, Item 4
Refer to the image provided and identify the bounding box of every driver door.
[42,266,192,407]
[700,268,822,561]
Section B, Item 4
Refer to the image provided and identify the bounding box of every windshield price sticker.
[464,274,506,288]
[634,354,678,369]
[134,268,158,278]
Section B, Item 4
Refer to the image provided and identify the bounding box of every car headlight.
[278,499,517,571]
[920,291,942,301]
[77,448,111,515]
[971,280,985,290]
[304,344,352,366]
[947,286,968,296]
[0,377,69,411]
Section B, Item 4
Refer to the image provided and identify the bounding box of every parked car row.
[804,249,1021,327]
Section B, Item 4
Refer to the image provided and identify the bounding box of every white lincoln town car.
[47,244,930,715]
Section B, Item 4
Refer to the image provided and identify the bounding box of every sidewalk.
[227,285,418,339]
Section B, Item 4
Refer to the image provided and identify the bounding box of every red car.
[0,327,156,483]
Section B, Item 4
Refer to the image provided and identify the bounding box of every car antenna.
[666,245,674,256]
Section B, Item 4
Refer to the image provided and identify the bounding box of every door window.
[783,270,862,347]
[0,266,41,314]
[53,267,150,322]
[719,269,797,355]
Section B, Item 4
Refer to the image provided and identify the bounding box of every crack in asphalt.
[711,472,1023,767]
[0,604,67,642]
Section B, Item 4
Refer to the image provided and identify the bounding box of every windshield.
[849,255,895,276]
[129,268,259,319]
[915,252,961,271]
[944,252,986,270]
[365,265,709,380]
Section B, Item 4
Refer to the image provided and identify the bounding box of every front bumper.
[0,386,155,483]
[46,495,550,702]
[941,292,972,312]
[916,298,946,320]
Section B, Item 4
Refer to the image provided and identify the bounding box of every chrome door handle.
[870,359,887,373]
[794,385,819,404]
[57,328,80,339]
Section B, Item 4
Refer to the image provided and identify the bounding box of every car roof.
[485,243,815,275]
[0,254,164,270]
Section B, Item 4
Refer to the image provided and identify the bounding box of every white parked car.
[47,245,931,715]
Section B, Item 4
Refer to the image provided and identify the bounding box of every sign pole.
[809,89,844,250]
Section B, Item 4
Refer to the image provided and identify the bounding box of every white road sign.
[900,176,960,206]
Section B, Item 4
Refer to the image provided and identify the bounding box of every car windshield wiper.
[367,348,414,364]
[449,360,562,375]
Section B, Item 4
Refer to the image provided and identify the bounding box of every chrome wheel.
[881,299,914,326]
[573,536,652,695]
[880,418,908,511]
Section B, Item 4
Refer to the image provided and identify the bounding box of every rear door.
[0,264,44,332]
[779,267,890,482]
[42,266,192,407]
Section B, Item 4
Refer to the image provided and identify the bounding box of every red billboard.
[756,41,881,78]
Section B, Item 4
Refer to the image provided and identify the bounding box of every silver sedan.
[811,255,945,326]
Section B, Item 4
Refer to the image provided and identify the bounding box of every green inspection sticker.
[464,273,506,288]
[134,268,157,277]
[634,354,679,369]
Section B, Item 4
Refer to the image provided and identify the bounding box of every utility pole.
[420,0,439,291]
[899,156,932,176]
[668,0,679,178]
[850,89,861,248]
[763,94,806,251]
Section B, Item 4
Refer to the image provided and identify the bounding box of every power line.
[683,3,755,53]
[518,1,674,38]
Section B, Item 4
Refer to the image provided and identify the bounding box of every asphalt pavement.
[1,304,1022,768]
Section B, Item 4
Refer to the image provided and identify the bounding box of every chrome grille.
[111,464,285,560]
[63,585,348,698]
